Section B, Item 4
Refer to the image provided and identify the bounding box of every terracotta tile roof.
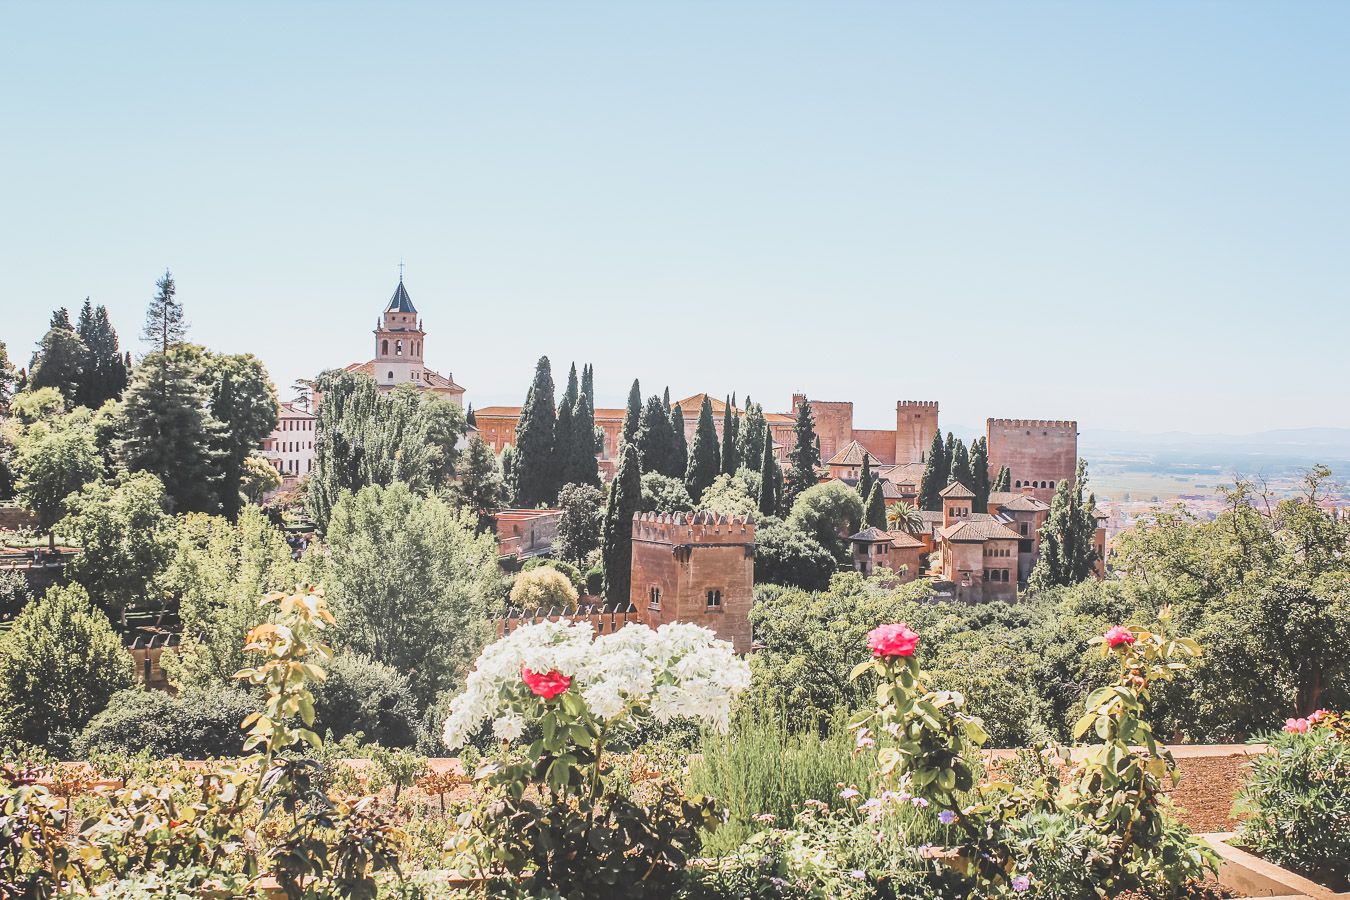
[345,361,464,393]
[879,462,926,485]
[939,482,976,499]
[849,527,925,549]
[997,494,1051,512]
[826,440,879,467]
[939,513,1021,542]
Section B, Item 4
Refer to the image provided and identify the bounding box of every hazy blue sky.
[3,2,1346,433]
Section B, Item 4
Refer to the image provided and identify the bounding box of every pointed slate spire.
[386,277,417,313]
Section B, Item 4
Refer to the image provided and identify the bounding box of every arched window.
[706,590,722,609]
[381,339,389,356]
[386,371,393,380]
[1049,481,1056,489]
[395,340,403,356]
[1014,480,1021,488]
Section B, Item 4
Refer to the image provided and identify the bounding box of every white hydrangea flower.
[493,713,525,742]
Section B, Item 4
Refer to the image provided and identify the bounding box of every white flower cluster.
[440,619,751,750]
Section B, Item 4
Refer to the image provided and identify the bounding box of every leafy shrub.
[508,565,579,609]
[1236,726,1350,890]
[584,564,604,596]
[754,517,837,590]
[640,472,693,514]
[688,710,880,855]
[0,569,32,621]
[74,686,257,758]
[521,556,584,591]
[310,651,421,748]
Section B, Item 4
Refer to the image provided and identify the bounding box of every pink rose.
[1103,625,1136,648]
[867,623,920,658]
[1283,717,1310,734]
[1308,709,1329,724]
[522,666,571,700]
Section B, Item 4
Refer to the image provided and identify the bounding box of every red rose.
[867,623,920,659]
[1103,626,1136,648]
[522,665,571,699]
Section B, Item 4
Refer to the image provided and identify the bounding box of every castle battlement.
[987,418,1078,430]
[631,510,756,545]
[897,400,939,409]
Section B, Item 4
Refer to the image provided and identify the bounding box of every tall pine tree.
[602,443,641,604]
[116,350,225,513]
[783,397,821,508]
[554,364,579,487]
[668,395,687,477]
[565,378,600,489]
[738,398,766,470]
[513,356,558,507]
[917,430,947,511]
[1028,460,1099,591]
[142,270,186,357]
[758,423,780,517]
[685,395,720,502]
[857,452,874,502]
[79,301,128,408]
[29,308,87,406]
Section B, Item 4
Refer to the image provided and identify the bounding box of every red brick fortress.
[629,511,755,653]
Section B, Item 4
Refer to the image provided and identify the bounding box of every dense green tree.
[701,469,762,517]
[453,433,507,524]
[0,339,16,415]
[310,652,421,748]
[950,438,973,492]
[864,483,887,530]
[1028,459,1099,592]
[28,308,87,405]
[514,357,559,507]
[75,686,257,759]
[970,437,991,508]
[786,480,864,563]
[116,349,225,514]
[668,399,688,475]
[602,443,642,603]
[323,482,498,704]
[684,395,721,501]
[639,472,694,514]
[75,299,127,408]
[554,365,579,493]
[465,402,476,427]
[15,416,101,548]
[240,453,281,504]
[917,431,947,511]
[500,445,518,504]
[553,482,606,566]
[636,394,679,477]
[62,472,175,621]
[720,394,739,476]
[581,363,595,403]
[942,432,956,481]
[305,370,461,529]
[738,399,766,471]
[783,398,821,508]
[141,269,187,357]
[754,517,837,591]
[758,423,780,517]
[205,352,279,520]
[160,507,304,689]
[0,583,133,752]
[621,378,642,447]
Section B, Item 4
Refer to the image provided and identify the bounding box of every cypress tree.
[466,403,476,427]
[636,394,679,477]
[1028,460,1099,591]
[553,364,579,485]
[0,340,14,416]
[621,379,642,448]
[950,438,973,491]
[993,465,1011,493]
[513,356,558,507]
[857,452,874,501]
[917,431,947,511]
[565,384,600,489]
[941,433,956,486]
[668,398,688,478]
[783,397,821,508]
[685,395,720,501]
[581,364,595,405]
[738,399,766,470]
[758,423,779,517]
[970,437,991,508]
[721,394,739,475]
[865,483,887,530]
[602,443,642,605]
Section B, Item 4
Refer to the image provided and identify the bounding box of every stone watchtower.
[372,278,426,389]
[629,511,755,653]
[895,400,939,466]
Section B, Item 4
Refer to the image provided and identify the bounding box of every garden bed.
[1203,833,1350,900]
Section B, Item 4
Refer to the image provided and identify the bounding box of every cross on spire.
[398,258,405,282]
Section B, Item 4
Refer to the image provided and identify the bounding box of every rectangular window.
[649,586,661,609]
